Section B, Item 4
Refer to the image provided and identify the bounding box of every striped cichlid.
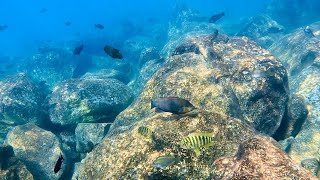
[138,126,154,139]
[180,132,217,156]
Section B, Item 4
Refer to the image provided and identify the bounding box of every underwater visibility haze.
[1,0,320,179]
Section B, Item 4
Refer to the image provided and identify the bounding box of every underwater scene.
[1,0,320,179]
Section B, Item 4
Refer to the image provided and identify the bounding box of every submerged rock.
[49,78,133,127]
[82,69,130,84]
[212,136,315,179]
[19,48,76,88]
[237,14,284,48]
[77,111,257,179]
[75,123,111,153]
[111,33,289,136]
[5,124,66,180]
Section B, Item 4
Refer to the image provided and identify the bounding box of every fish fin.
[154,108,165,113]
[151,100,156,109]
[194,148,201,157]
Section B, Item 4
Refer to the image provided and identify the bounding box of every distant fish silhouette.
[103,45,123,59]
[94,24,104,30]
[64,21,71,26]
[304,26,315,38]
[54,154,64,173]
[0,25,8,32]
[73,44,84,55]
[40,8,48,13]
[209,12,225,23]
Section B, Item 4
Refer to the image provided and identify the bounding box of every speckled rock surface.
[130,58,165,96]
[19,48,76,88]
[5,124,66,180]
[77,110,257,179]
[237,14,284,48]
[0,158,34,180]
[111,33,289,136]
[75,123,111,153]
[212,136,316,179]
[49,78,133,127]
[0,73,47,124]
[81,69,130,84]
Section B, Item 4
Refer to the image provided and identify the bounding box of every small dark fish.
[0,25,8,32]
[40,8,48,13]
[64,21,71,26]
[104,45,123,59]
[152,155,180,169]
[54,154,64,173]
[151,97,195,114]
[73,44,84,55]
[94,24,104,29]
[304,26,315,37]
[209,12,225,23]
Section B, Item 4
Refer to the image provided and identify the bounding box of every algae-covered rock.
[77,110,257,179]
[212,136,316,179]
[0,73,47,125]
[301,158,320,178]
[111,32,289,136]
[75,123,111,153]
[19,48,76,88]
[237,14,284,48]
[5,124,66,180]
[49,78,133,127]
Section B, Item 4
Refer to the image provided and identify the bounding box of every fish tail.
[151,100,156,109]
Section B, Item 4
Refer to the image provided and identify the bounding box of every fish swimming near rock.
[94,24,104,29]
[138,126,154,139]
[151,97,195,114]
[0,25,8,32]
[181,132,217,156]
[304,26,315,38]
[104,45,123,59]
[152,155,180,169]
[54,154,64,173]
[73,44,84,55]
[209,12,225,23]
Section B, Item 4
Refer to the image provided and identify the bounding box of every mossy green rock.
[77,110,257,179]
[111,33,289,136]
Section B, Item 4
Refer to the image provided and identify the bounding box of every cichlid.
[181,132,217,157]
[151,97,195,114]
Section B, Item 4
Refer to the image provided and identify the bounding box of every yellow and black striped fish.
[181,132,216,156]
[138,126,153,138]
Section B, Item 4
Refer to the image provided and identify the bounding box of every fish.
[64,21,71,26]
[152,155,180,169]
[40,8,48,13]
[0,119,15,125]
[138,126,153,138]
[94,24,104,29]
[73,44,84,55]
[304,26,315,37]
[104,45,123,59]
[151,97,195,114]
[181,132,216,156]
[209,12,225,23]
[0,25,8,32]
[54,154,64,173]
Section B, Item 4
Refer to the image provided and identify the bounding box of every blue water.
[0,0,270,56]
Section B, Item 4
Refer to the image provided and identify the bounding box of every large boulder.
[5,124,66,180]
[267,0,320,30]
[49,78,133,127]
[19,48,76,88]
[110,32,289,136]
[212,136,316,179]
[0,144,33,180]
[0,73,47,124]
[75,123,111,153]
[237,14,285,48]
[77,110,257,179]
